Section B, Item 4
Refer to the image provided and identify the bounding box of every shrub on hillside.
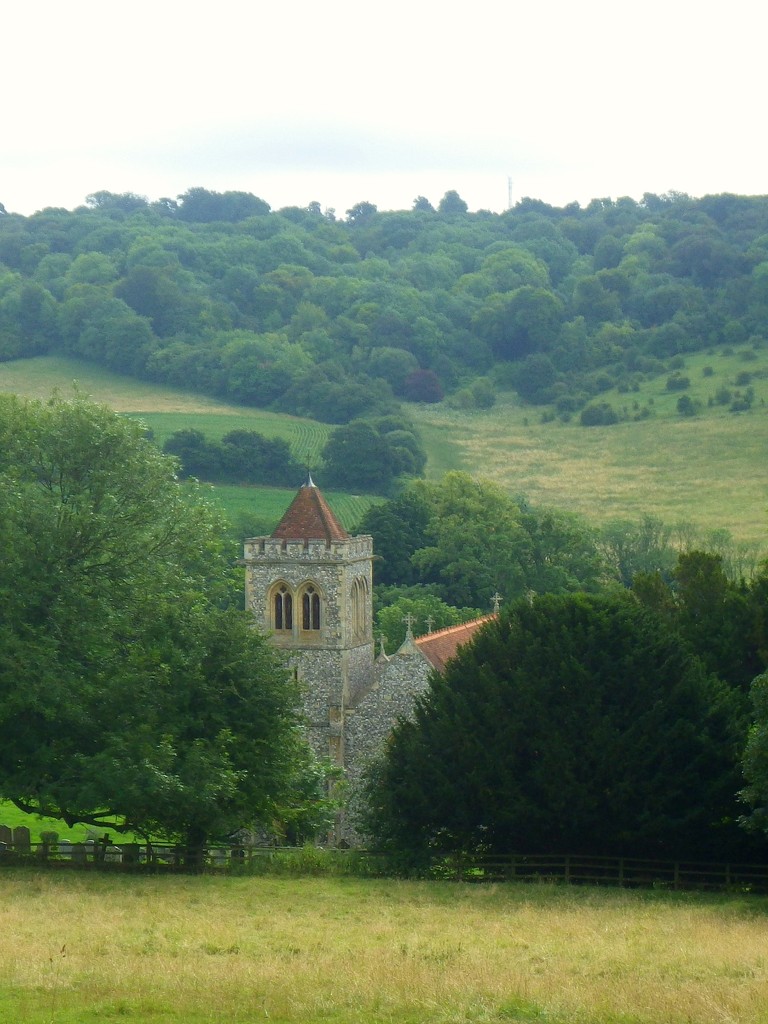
[402,369,444,403]
[580,402,619,426]
[676,395,701,417]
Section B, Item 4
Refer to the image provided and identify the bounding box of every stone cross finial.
[491,591,503,614]
[425,615,434,634]
[402,613,417,639]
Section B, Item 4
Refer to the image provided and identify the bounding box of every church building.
[243,477,493,839]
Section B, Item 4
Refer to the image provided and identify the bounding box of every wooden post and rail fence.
[1,825,767,891]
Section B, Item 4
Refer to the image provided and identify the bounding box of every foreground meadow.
[2,872,768,1024]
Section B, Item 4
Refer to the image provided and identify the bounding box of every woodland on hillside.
[1,187,767,445]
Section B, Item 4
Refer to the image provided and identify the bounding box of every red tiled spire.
[271,477,350,544]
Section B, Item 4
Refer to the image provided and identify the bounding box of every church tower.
[243,478,374,766]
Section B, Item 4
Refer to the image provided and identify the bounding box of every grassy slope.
[0,356,375,533]
[1,352,765,544]
[1,872,767,1024]
[410,347,768,547]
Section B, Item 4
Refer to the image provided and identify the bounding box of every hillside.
[2,186,768,544]
[412,344,768,546]
[0,356,374,532]
[1,354,765,548]
[2,189,768,434]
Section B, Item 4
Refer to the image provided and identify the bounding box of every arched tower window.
[300,583,321,631]
[351,577,368,639]
[273,584,293,631]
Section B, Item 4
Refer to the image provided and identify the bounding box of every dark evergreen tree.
[365,592,750,861]
[633,551,767,692]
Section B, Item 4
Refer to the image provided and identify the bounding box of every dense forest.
[2,186,767,436]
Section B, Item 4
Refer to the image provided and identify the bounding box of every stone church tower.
[244,478,494,841]
[243,477,375,766]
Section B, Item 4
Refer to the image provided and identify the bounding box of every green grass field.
[410,347,768,548]
[1,351,766,545]
[0,357,377,532]
[0,803,98,843]
[211,484,379,535]
[1,871,767,1024]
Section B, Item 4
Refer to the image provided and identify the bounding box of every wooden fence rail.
[438,852,768,891]
[1,826,767,892]
[0,836,255,869]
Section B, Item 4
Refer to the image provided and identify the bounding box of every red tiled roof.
[271,481,350,544]
[414,615,495,673]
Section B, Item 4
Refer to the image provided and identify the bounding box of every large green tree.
[321,420,397,494]
[633,551,766,692]
[0,393,303,856]
[365,592,749,861]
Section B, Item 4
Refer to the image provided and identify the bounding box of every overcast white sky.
[3,0,765,217]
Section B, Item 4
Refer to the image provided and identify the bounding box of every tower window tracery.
[301,584,321,631]
[273,584,293,631]
[351,576,369,639]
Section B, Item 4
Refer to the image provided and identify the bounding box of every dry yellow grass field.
[3,872,768,1024]
[412,395,768,548]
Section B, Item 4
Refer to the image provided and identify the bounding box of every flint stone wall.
[342,645,433,842]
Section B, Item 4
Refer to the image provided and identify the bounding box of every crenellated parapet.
[244,535,373,564]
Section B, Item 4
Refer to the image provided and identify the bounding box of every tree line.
[161,414,426,495]
[357,473,763,635]
[1,187,767,430]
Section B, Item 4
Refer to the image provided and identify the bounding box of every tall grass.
[1,872,767,1024]
[410,347,768,546]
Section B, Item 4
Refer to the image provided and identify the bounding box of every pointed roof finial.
[491,591,503,614]
[403,613,417,640]
[425,615,435,634]
[305,469,316,488]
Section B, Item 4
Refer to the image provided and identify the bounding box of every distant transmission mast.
[507,176,514,211]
